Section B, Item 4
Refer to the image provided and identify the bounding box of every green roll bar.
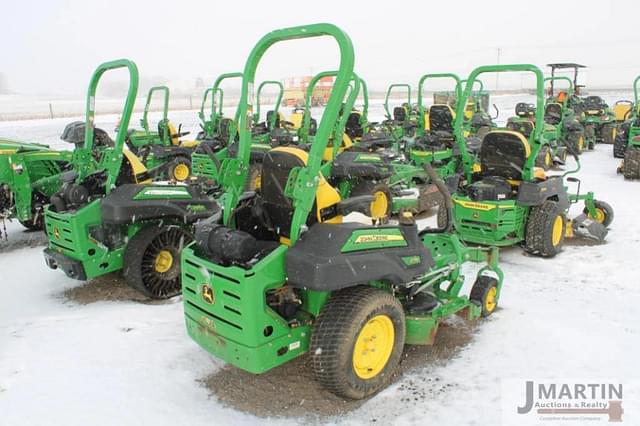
[384,83,412,120]
[223,23,355,241]
[544,76,574,97]
[199,86,223,127]
[254,80,284,130]
[416,73,462,136]
[78,59,139,192]
[455,64,545,182]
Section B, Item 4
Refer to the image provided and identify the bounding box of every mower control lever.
[336,195,375,217]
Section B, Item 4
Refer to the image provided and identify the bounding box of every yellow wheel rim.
[173,163,190,181]
[578,136,584,151]
[551,215,564,247]
[590,208,606,224]
[154,250,174,273]
[612,127,617,141]
[353,315,395,379]
[253,171,262,190]
[545,151,552,167]
[485,286,497,313]
[370,191,389,219]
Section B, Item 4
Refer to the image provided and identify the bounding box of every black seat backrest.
[393,106,406,122]
[265,110,280,130]
[261,149,306,238]
[218,118,236,143]
[506,119,535,138]
[479,131,530,181]
[545,103,563,125]
[345,111,363,140]
[429,105,454,132]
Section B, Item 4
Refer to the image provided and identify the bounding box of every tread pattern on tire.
[524,200,565,258]
[623,148,640,180]
[123,225,189,299]
[613,133,627,158]
[310,286,405,400]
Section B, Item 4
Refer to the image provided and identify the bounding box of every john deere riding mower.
[382,83,418,140]
[615,75,640,179]
[445,64,613,257]
[434,79,496,137]
[42,59,218,299]
[181,23,505,400]
[0,138,71,233]
[124,86,199,181]
[196,86,224,142]
[191,73,288,191]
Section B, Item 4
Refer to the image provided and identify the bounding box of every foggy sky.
[2,0,639,96]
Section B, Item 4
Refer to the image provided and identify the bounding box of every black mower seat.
[479,131,531,181]
[544,103,563,125]
[101,184,219,225]
[393,106,406,122]
[429,104,455,133]
[345,111,364,140]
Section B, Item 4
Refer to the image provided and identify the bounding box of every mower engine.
[466,177,514,202]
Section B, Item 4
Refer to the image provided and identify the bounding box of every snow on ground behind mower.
[1,96,640,425]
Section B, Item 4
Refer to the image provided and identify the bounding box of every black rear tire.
[123,225,191,299]
[310,286,405,400]
[524,200,566,258]
[535,145,552,170]
[602,123,616,145]
[623,148,640,180]
[613,133,627,158]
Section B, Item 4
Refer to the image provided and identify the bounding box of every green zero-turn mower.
[181,23,505,400]
[615,75,640,179]
[382,83,418,140]
[434,78,496,138]
[0,138,72,234]
[299,70,435,219]
[444,64,614,257]
[196,85,224,142]
[42,59,219,299]
[191,72,280,191]
[125,85,200,182]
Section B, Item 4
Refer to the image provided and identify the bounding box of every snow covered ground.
[1,95,640,425]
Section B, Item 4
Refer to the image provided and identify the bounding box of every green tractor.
[181,23,505,400]
[615,75,640,179]
[542,76,586,157]
[0,139,72,233]
[125,86,199,181]
[580,95,617,146]
[42,59,218,299]
[444,64,613,257]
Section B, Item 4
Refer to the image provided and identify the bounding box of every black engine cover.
[468,177,513,201]
[285,223,434,291]
[101,184,219,225]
